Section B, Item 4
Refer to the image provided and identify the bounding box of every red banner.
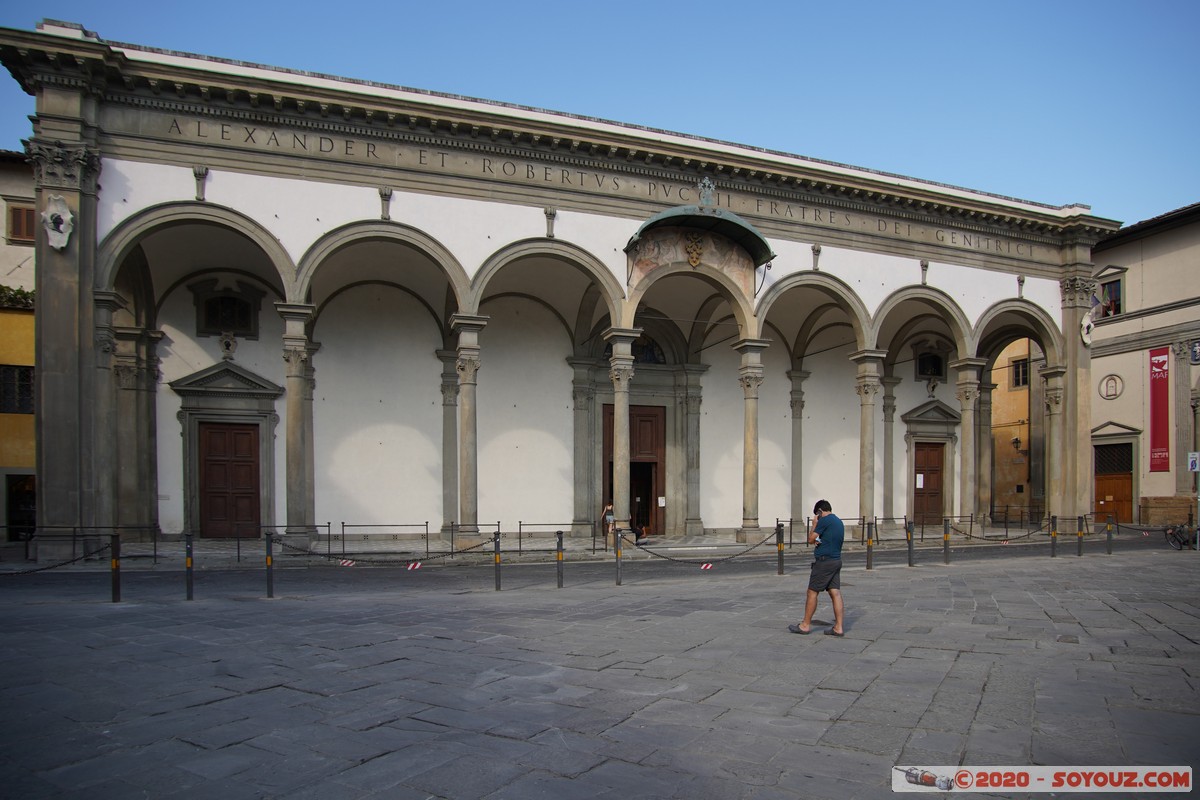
[1149,347,1170,472]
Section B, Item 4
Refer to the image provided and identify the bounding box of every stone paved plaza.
[0,545,1197,798]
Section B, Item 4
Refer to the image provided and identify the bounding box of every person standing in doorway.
[788,499,845,636]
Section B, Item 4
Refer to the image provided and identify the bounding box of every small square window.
[0,365,34,413]
[189,279,264,339]
[6,203,36,245]
[1011,358,1029,388]
[1098,279,1121,317]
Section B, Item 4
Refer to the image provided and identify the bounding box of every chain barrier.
[618,529,778,566]
[0,542,112,576]
[273,533,494,566]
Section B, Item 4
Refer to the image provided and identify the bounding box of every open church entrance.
[602,404,665,536]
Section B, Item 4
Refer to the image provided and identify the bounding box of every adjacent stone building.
[0,20,1130,556]
[1089,203,1200,526]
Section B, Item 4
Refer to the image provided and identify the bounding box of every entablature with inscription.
[0,22,1122,257]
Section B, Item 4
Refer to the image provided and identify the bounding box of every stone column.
[452,315,489,535]
[567,358,595,538]
[277,303,317,539]
[978,382,997,525]
[788,370,811,523]
[851,350,887,524]
[437,350,459,538]
[1173,342,1192,495]
[683,365,706,536]
[735,339,770,539]
[881,376,901,521]
[952,359,985,522]
[605,328,640,534]
[1041,366,1067,520]
[26,138,102,558]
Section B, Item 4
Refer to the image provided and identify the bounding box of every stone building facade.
[0,21,1123,555]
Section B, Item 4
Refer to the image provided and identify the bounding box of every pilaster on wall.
[26,133,102,554]
[1059,274,1096,520]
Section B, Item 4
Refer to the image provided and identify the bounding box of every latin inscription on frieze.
[159,115,1047,262]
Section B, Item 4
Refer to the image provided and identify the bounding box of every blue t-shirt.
[813,513,844,559]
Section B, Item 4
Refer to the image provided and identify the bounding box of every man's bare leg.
[828,588,844,634]
[796,588,819,632]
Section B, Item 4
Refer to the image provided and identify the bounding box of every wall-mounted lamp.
[1011,436,1022,451]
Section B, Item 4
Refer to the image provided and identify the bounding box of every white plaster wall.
[699,344,744,528]
[553,209,640,289]
[154,280,288,534]
[476,296,574,528]
[795,346,861,519]
[97,160,195,243]
[760,343,793,523]
[312,285,442,527]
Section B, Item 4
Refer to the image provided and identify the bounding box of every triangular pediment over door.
[169,361,282,538]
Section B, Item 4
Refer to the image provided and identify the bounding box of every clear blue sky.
[1,1,1196,227]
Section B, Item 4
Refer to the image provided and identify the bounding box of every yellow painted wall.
[0,308,34,364]
[0,307,35,467]
[0,415,34,466]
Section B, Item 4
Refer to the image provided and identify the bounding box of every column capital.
[1059,275,1098,309]
[25,138,102,194]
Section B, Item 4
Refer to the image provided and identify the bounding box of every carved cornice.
[0,30,1121,243]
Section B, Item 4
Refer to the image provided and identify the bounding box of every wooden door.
[199,422,260,538]
[1094,474,1133,524]
[914,442,945,524]
[603,405,666,535]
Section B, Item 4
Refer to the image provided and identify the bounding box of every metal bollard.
[866,521,874,570]
[556,531,564,589]
[1106,514,1113,555]
[906,521,915,567]
[265,533,275,598]
[493,532,502,591]
[1050,515,1058,558]
[1077,515,1084,557]
[943,518,950,565]
[185,533,194,601]
[615,529,623,586]
[110,533,121,603]
[776,520,785,576]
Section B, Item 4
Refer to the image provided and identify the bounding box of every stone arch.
[96,201,294,298]
[296,220,470,310]
[471,238,623,322]
[626,262,756,339]
[973,298,1063,368]
[871,285,973,357]
[757,271,871,361]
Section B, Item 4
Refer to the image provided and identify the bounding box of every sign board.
[1189,452,1200,473]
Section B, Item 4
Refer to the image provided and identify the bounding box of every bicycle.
[1165,523,1196,551]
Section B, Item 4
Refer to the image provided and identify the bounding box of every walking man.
[788,499,845,636]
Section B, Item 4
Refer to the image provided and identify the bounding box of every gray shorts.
[808,557,841,592]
